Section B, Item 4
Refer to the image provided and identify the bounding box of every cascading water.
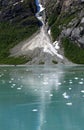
[11,0,64,64]
[35,0,45,25]
[34,0,64,63]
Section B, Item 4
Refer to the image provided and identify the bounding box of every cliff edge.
[45,0,84,64]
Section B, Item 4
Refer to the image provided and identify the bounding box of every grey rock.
[81,17,84,23]
[62,28,73,37]
[78,36,84,44]
[0,0,37,25]
[71,28,81,39]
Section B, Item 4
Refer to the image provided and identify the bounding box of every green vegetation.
[0,22,38,64]
[58,13,76,26]
[0,56,32,65]
[50,12,76,41]
[48,14,57,26]
[39,61,45,65]
[51,22,61,41]
[52,60,57,64]
[62,38,84,64]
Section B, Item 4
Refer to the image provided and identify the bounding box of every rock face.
[0,0,38,25]
[44,0,84,46]
[0,0,40,65]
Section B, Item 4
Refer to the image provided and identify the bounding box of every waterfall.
[11,0,64,64]
[35,0,45,25]
[10,0,70,64]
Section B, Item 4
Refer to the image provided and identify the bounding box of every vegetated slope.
[45,0,84,64]
[0,0,39,64]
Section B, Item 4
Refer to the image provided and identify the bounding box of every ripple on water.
[57,82,62,85]
[26,69,29,72]
[45,91,49,93]
[40,73,43,76]
[12,83,16,86]
[62,92,70,99]
[9,81,12,83]
[81,78,84,81]
[18,78,20,81]
[11,86,14,88]
[21,76,24,79]
[38,76,41,78]
[74,77,78,80]
[11,83,16,88]
[66,102,72,106]
[50,94,53,97]
[32,109,38,112]
[2,73,4,75]
[79,82,83,85]
[20,85,23,88]
[2,80,5,84]
[81,90,84,93]
[0,75,2,78]
[11,78,14,81]
[69,81,73,84]
[43,82,48,85]
[63,81,66,83]
[17,87,21,90]
[34,89,38,92]
[4,70,7,72]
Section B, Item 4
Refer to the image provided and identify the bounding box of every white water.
[35,0,63,59]
[21,0,64,62]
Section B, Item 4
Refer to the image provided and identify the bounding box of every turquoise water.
[0,65,84,130]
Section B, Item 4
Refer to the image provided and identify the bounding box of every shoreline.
[0,63,82,67]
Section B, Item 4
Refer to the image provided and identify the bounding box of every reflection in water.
[0,65,84,130]
[37,68,63,130]
[14,66,64,130]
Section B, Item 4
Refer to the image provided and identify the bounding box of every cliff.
[0,0,38,25]
[45,0,84,64]
[0,0,84,64]
[0,0,39,64]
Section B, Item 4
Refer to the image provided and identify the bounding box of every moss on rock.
[62,38,84,64]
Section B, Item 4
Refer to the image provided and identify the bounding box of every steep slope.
[1,0,84,65]
[45,0,84,64]
[0,0,38,24]
[0,0,39,64]
[10,0,65,65]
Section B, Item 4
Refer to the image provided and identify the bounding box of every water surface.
[0,65,84,130]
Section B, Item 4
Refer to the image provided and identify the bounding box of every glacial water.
[0,65,84,130]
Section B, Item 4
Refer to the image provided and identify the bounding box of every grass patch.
[52,60,57,64]
[51,22,61,41]
[0,56,32,65]
[50,13,76,41]
[0,22,38,64]
[39,61,45,65]
[48,14,57,26]
[59,13,76,26]
[62,38,84,64]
